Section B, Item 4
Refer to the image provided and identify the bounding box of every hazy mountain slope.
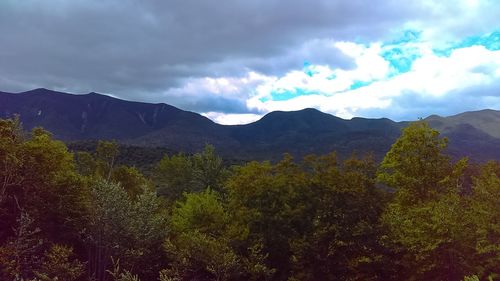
[426,109,500,138]
[426,110,500,161]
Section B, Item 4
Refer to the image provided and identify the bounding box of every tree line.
[0,117,499,280]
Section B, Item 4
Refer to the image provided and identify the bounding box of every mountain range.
[1,88,499,162]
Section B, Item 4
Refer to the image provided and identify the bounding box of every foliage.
[75,141,151,199]
[0,212,46,280]
[164,189,273,281]
[0,118,87,274]
[225,155,313,280]
[111,165,150,199]
[378,121,474,279]
[290,153,391,280]
[467,162,500,279]
[3,116,500,281]
[154,153,197,201]
[0,119,87,238]
[96,140,120,181]
[84,180,168,281]
[108,258,141,281]
[377,122,455,203]
[191,145,227,192]
[154,144,228,202]
[34,244,85,281]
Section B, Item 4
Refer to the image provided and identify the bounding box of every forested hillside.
[0,117,499,281]
[5,89,500,162]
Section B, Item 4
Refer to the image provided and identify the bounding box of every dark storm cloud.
[0,1,424,100]
[169,94,253,114]
[1,0,497,114]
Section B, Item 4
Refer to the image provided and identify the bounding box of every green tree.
[96,140,120,181]
[164,189,273,281]
[154,145,228,202]
[111,165,150,200]
[165,190,241,280]
[192,145,227,192]
[0,118,88,249]
[467,162,500,279]
[377,122,455,203]
[154,153,196,202]
[0,117,24,207]
[75,142,150,200]
[290,153,391,281]
[378,122,472,280]
[84,180,167,281]
[225,155,313,280]
[0,212,46,280]
[35,244,85,281]
[0,117,25,242]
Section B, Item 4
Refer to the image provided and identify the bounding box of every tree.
[154,153,196,202]
[0,118,88,248]
[191,145,227,192]
[35,244,85,281]
[75,151,97,177]
[84,180,167,281]
[0,212,46,280]
[467,162,500,279]
[377,122,455,204]
[378,122,472,280]
[75,142,150,200]
[225,155,313,280]
[96,140,119,181]
[0,117,24,208]
[153,145,228,202]
[290,153,391,280]
[0,117,25,243]
[164,189,273,281]
[165,190,241,281]
[111,166,150,200]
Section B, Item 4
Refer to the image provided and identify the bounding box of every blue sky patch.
[260,88,319,102]
[381,30,422,76]
[326,73,337,80]
[350,80,372,90]
[381,46,421,75]
[434,30,500,56]
[387,29,421,45]
[456,30,500,51]
[303,61,320,77]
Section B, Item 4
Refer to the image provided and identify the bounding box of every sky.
[1,0,500,124]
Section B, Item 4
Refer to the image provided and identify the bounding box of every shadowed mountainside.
[1,88,499,161]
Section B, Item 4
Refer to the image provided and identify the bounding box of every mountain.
[225,109,403,160]
[425,110,500,161]
[0,88,232,152]
[1,88,499,162]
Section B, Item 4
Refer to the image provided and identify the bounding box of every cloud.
[1,0,500,124]
[246,41,500,122]
[202,112,263,125]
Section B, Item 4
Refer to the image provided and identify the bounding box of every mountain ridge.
[1,88,499,161]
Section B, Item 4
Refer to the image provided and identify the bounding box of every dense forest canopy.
[0,117,499,281]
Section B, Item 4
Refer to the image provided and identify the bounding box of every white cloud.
[176,34,500,124]
[202,112,263,125]
[4,1,500,124]
[335,42,390,81]
[164,71,274,99]
[242,41,500,121]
